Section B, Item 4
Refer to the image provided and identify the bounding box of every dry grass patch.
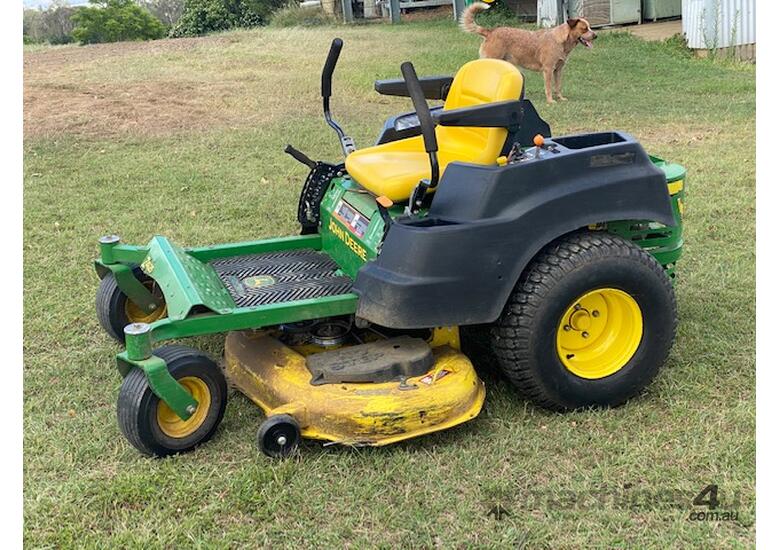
[23,27,441,139]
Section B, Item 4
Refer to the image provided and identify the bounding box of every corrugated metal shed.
[682,0,755,49]
[644,0,682,20]
[537,0,561,28]
[575,0,641,26]
[538,0,642,28]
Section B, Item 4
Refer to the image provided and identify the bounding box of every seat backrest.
[438,59,524,162]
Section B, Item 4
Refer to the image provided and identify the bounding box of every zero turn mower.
[95,39,685,458]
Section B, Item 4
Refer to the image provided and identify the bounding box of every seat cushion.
[345,135,481,202]
[345,59,524,202]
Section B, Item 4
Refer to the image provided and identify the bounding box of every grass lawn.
[23,19,755,548]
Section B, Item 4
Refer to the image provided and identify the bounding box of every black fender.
[352,131,675,329]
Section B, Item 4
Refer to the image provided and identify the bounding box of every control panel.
[333,199,371,239]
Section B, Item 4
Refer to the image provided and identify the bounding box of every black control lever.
[321,38,355,156]
[321,38,342,99]
[400,61,439,214]
[284,144,317,169]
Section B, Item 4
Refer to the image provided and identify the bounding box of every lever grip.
[400,61,438,154]
[284,144,317,169]
[321,38,343,99]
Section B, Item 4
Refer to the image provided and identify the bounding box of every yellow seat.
[345,59,524,202]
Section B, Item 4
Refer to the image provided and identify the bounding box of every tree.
[169,0,286,37]
[136,0,185,27]
[235,0,286,26]
[23,9,42,43]
[23,1,77,45]
[169,0,235,37]
[71,0,167,44]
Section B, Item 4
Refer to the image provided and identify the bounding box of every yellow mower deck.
[224,331,485,446]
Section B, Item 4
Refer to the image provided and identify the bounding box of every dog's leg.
[543,68,555,104]
[554,66,567,101]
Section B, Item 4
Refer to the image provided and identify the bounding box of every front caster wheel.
[117,345,227,457]
[257,414,300,458]
[492,231,677,411]
[96,269,167,343]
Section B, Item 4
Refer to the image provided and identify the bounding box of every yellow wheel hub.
[556,288,643,379]
[156,377,211,438]
[125,280,167,324]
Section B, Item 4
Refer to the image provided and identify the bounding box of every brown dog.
[461,3,597,104]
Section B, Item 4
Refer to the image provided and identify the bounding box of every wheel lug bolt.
[574,304,582,310]
[582,332,589,338]
[563,325,571,331]
[592,310,599,317]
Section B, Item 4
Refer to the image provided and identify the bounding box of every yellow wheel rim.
[556,288,643,379]
[156,377,211,438]
[125,280,167,324]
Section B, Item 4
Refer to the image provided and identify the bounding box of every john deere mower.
[94,39,685,458]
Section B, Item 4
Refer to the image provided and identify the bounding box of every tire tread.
[491,231,677,411]
[96,275,124,342]
[117,345,225,457]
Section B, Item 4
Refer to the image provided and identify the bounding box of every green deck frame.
[97,232,359,420]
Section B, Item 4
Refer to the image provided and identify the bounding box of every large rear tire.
[491,231,676,411]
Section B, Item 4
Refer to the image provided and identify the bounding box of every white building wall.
[682,0,755,49]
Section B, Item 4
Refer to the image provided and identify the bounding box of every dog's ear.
[567,18,579,28]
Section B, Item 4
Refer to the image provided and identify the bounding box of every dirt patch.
[25,78,243,139]
[23,35,283,140]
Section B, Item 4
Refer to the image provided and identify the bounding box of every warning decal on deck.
[419,370,451,385]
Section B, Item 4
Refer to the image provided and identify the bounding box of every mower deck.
[224,330,485,446]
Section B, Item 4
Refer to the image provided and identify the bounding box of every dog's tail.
[460,2,490,37]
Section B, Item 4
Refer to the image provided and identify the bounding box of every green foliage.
[137,0,186,27]
[23,2,77,45]
[238,0,289,25]
[662,33,695,59]
[71,0,167,44]
[169,0,234,36]
[475,0,523,28]
[23,9,42,44]
[268,4,335,27]
[169,0,286,37]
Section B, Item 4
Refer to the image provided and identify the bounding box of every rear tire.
[117,345,228,457]
[491,231,676,411]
